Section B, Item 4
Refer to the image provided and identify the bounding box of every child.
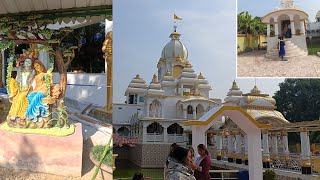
[278,36,287,61]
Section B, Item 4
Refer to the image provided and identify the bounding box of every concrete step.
[265,51,308,59]
[266,40,307,59]
[267,48,305,55]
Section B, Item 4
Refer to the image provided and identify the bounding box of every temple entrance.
[184,106,271,180]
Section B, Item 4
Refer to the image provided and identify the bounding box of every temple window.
[128,94,138,104]
[147,122,164,133]
[187,105,193,114]
[167,123,184,134]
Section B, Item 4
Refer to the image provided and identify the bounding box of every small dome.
[125,74,148,95]
[161,70,176,87]
[250,85,261,95]
[161,31,188,60]
[316,10,320,18]
[227,80,242,96]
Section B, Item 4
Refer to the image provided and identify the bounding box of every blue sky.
[238,0,319,22]
[113,0,285,103]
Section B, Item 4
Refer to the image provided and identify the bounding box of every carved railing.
[146,133,164,142]
[167,134,184,143]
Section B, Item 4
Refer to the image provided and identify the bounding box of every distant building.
[306,10,320,37]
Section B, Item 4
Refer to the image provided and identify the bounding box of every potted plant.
[263,169,276,180]
[90,137,114,180]
[270,30,275,37]
[296,29,301,35]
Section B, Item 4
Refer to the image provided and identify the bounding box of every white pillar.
[262,132,270,156]
[247,131,263,180]
[142,125,147,143]
[216,133,222,155]
[161,100,165,118]
[300,129,310,160]
[192,126,206,155]
[192,109,196,119]
[163,124,168,143]
[228,134,234,154]
[271,133,278,155]
[267,24,271,37]
[282,132,289,155]
[274,22,279,36]
[236,134,242,154]
[291,20,296,35]
[180,84,183,96]
[244,134,248,155]
[183,108,187,119]
[146,103,150,117]
[300,20,305,34]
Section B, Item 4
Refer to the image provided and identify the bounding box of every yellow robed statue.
[7,59,34,126]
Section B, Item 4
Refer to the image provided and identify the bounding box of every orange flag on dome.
[174,14,182,21]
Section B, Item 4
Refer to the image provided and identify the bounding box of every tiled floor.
[237,50,320,77]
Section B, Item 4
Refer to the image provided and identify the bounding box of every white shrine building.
[262,0,309,59]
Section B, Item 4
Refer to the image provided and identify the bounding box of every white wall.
[113,104,144,125]
[53,72,106,106]
[162,96,184,119]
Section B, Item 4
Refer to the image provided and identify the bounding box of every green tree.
[238,12,267,35]
[238,11,256,35]
[274,79,320,123]
[274,79,320,142]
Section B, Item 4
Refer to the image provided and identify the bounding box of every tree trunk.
[53,45,68,109]
[0,52,3,88]
[58,72,67,108]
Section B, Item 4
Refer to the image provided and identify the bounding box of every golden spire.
[134,74,141,79]
[165,69,172,76]
[185,61,192,68]
[250,85,261,95]
[198,72,205,79]
[177,55,183,62]
[231,80,240,90]
[152,74,158,83]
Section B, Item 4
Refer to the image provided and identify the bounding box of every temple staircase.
[265,40,308,59]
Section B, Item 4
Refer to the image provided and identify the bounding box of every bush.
[263,169,276,180]
[92,145,113,166]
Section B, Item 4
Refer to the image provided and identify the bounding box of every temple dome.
[125,74,148,95]
[161,31,188,60]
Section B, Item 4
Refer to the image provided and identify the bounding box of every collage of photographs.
[0,0,320,180]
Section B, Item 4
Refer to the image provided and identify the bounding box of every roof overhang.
[184,106,271,129]
[0,0,112,23]
[262,9,308,23]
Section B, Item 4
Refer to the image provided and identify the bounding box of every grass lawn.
[0,122,75,136]
[307,42,320,55]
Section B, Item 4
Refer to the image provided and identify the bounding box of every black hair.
[169,143,179,157]
[172,146,189,164]
[132,172,144,180]
[197,144,209,156]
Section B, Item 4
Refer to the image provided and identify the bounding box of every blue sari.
[26,92,49,122]
[279,41,285,57]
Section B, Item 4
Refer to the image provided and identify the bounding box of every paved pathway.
[237,50,320,77]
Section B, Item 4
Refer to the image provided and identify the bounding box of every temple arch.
[149,99,162,118]
[147,122,164,134]
[196,104,205,119]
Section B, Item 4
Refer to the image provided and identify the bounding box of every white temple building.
[113,27,221,146]
[307,10,320,37]
[262,0,309,59]
[113,25,320,179]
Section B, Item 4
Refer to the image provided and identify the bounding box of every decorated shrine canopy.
[0,0,112,23]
